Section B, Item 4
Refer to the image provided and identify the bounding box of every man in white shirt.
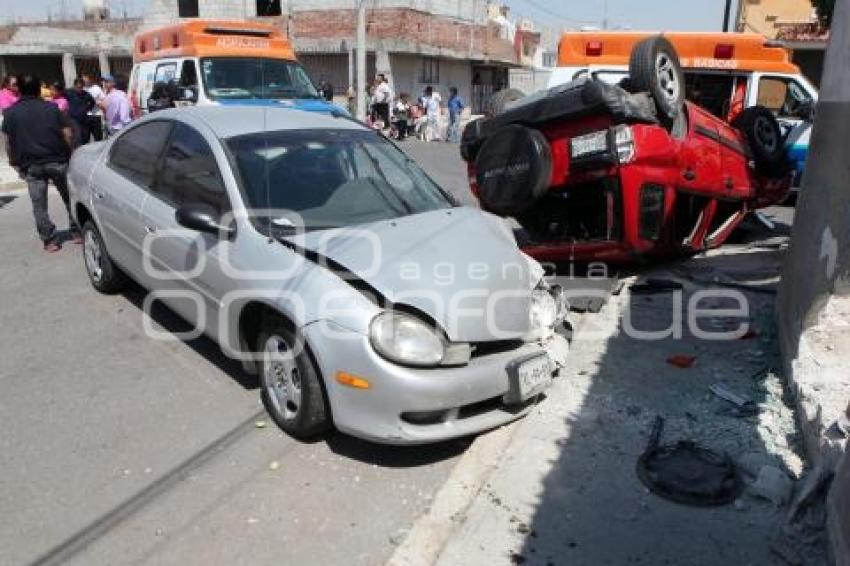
[372,74,392,129]
[424,86,442,142]
[82,74,105,141]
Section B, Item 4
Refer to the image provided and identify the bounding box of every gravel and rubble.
[432,232,821,566]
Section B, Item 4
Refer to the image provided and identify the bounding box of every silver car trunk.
[284,207,541,343]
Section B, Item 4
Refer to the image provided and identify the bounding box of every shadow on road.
[513,220,802,564]
[0,195,17,209]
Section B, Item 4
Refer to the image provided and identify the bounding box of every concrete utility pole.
[722,0,733,32]
[356,0,368,122]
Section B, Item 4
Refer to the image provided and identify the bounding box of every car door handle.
[144,225,157,235]
[683,170,696,181]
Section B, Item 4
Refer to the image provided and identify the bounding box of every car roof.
[140,106,365,139]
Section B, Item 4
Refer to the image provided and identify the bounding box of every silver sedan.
[68,107,569,444]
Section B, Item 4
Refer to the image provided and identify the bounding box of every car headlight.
[530,289,559,333]
[613,124,635,164]
[369,311,448,367]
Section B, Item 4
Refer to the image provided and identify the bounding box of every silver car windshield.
[227,129,454,232]
[201,57,321,100]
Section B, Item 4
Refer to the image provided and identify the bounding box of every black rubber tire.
[732,106,785,173]
[81,220,127,294]
[486,88,525,117]
[257,317,330,440]
[629,36,685,125]
[474,124,552,216]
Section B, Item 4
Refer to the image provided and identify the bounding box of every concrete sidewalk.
[393,213,819,565]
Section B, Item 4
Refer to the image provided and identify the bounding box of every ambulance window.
[257,0,282,16]
[178,0,199,18]
[154,63,177,84]
[758,77,813,118]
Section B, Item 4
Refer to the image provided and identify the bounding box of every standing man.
[2,75,77,252]
[424,86,442,142]
[82,73,105,142]
[446,87,465,143]
[66,78,96,146]
[101,74,131,136]
[372,74,392,130]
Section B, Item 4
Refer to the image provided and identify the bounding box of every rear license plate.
[504,353,553,405]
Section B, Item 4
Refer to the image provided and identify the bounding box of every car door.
[96,120,173,280]
[677,104,724,196]
[139,121,234,336]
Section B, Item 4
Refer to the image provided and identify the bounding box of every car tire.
[257,318,330,440]
[486,88,525,117]
[732,106,785,173]
[82,220,127,294]
[474,124,552,216]
[629,36,685,126]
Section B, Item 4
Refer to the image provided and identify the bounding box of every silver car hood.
[283,207,542,342]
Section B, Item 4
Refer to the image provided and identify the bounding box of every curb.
[386,422,521,566]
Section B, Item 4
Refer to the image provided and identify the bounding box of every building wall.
[390,52,472,103]
[739,0,818,37]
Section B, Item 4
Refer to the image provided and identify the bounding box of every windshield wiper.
[362,147,414,214]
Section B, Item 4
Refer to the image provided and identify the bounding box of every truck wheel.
[258,318,330,441]
[629,36,685,125]
[486,88,525,117]
[732,106,784,173]
[474,125,552,216]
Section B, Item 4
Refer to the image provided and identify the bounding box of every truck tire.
[486,88,525,117]
[732,106,785,174]
[629,36,685,126]
[474,125,552,216]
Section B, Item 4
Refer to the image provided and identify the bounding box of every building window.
[178,0,199,18]
[420,58,440,84]
[257,0,282,17]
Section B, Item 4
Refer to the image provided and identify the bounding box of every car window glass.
[109,121,172,187]
[155,62,177,84]
[159,123,229,214]
[758,77,812,118]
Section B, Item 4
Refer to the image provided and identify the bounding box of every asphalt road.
[0,141,473,566]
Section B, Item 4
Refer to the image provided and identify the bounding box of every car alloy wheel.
[261,334,303,422]
[655,52,680,107]
[83,228,104,284]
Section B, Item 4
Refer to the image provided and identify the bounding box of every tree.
[811,0,836,26]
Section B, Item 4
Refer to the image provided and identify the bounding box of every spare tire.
[732,106,784,174]
[486,88,525,117]
[629,36,685,126]
[474,125,552,216]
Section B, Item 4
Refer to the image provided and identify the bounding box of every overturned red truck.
[461,36,791,263]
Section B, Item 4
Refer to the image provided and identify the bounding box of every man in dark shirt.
[65,77,96,146]
[2,74,76,252]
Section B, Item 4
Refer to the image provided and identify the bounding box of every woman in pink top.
[49,81,69,113]
[0,75,19,111]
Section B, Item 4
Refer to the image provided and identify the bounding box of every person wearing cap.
[100,73,131,136]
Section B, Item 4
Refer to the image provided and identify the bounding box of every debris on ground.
[711,383,761,417]
[771,461,833,566]
[255,420,267,429]
[269,460,281,471]
[666,354,697,369]
[636,416,742,506]
[629,278,684,294]
[748,465,794,506]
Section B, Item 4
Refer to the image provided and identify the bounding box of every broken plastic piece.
[667,354,697,369]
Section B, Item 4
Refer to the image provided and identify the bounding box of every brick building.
[737,0,828,85]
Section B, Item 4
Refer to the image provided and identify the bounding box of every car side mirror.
[175,203,234,239]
